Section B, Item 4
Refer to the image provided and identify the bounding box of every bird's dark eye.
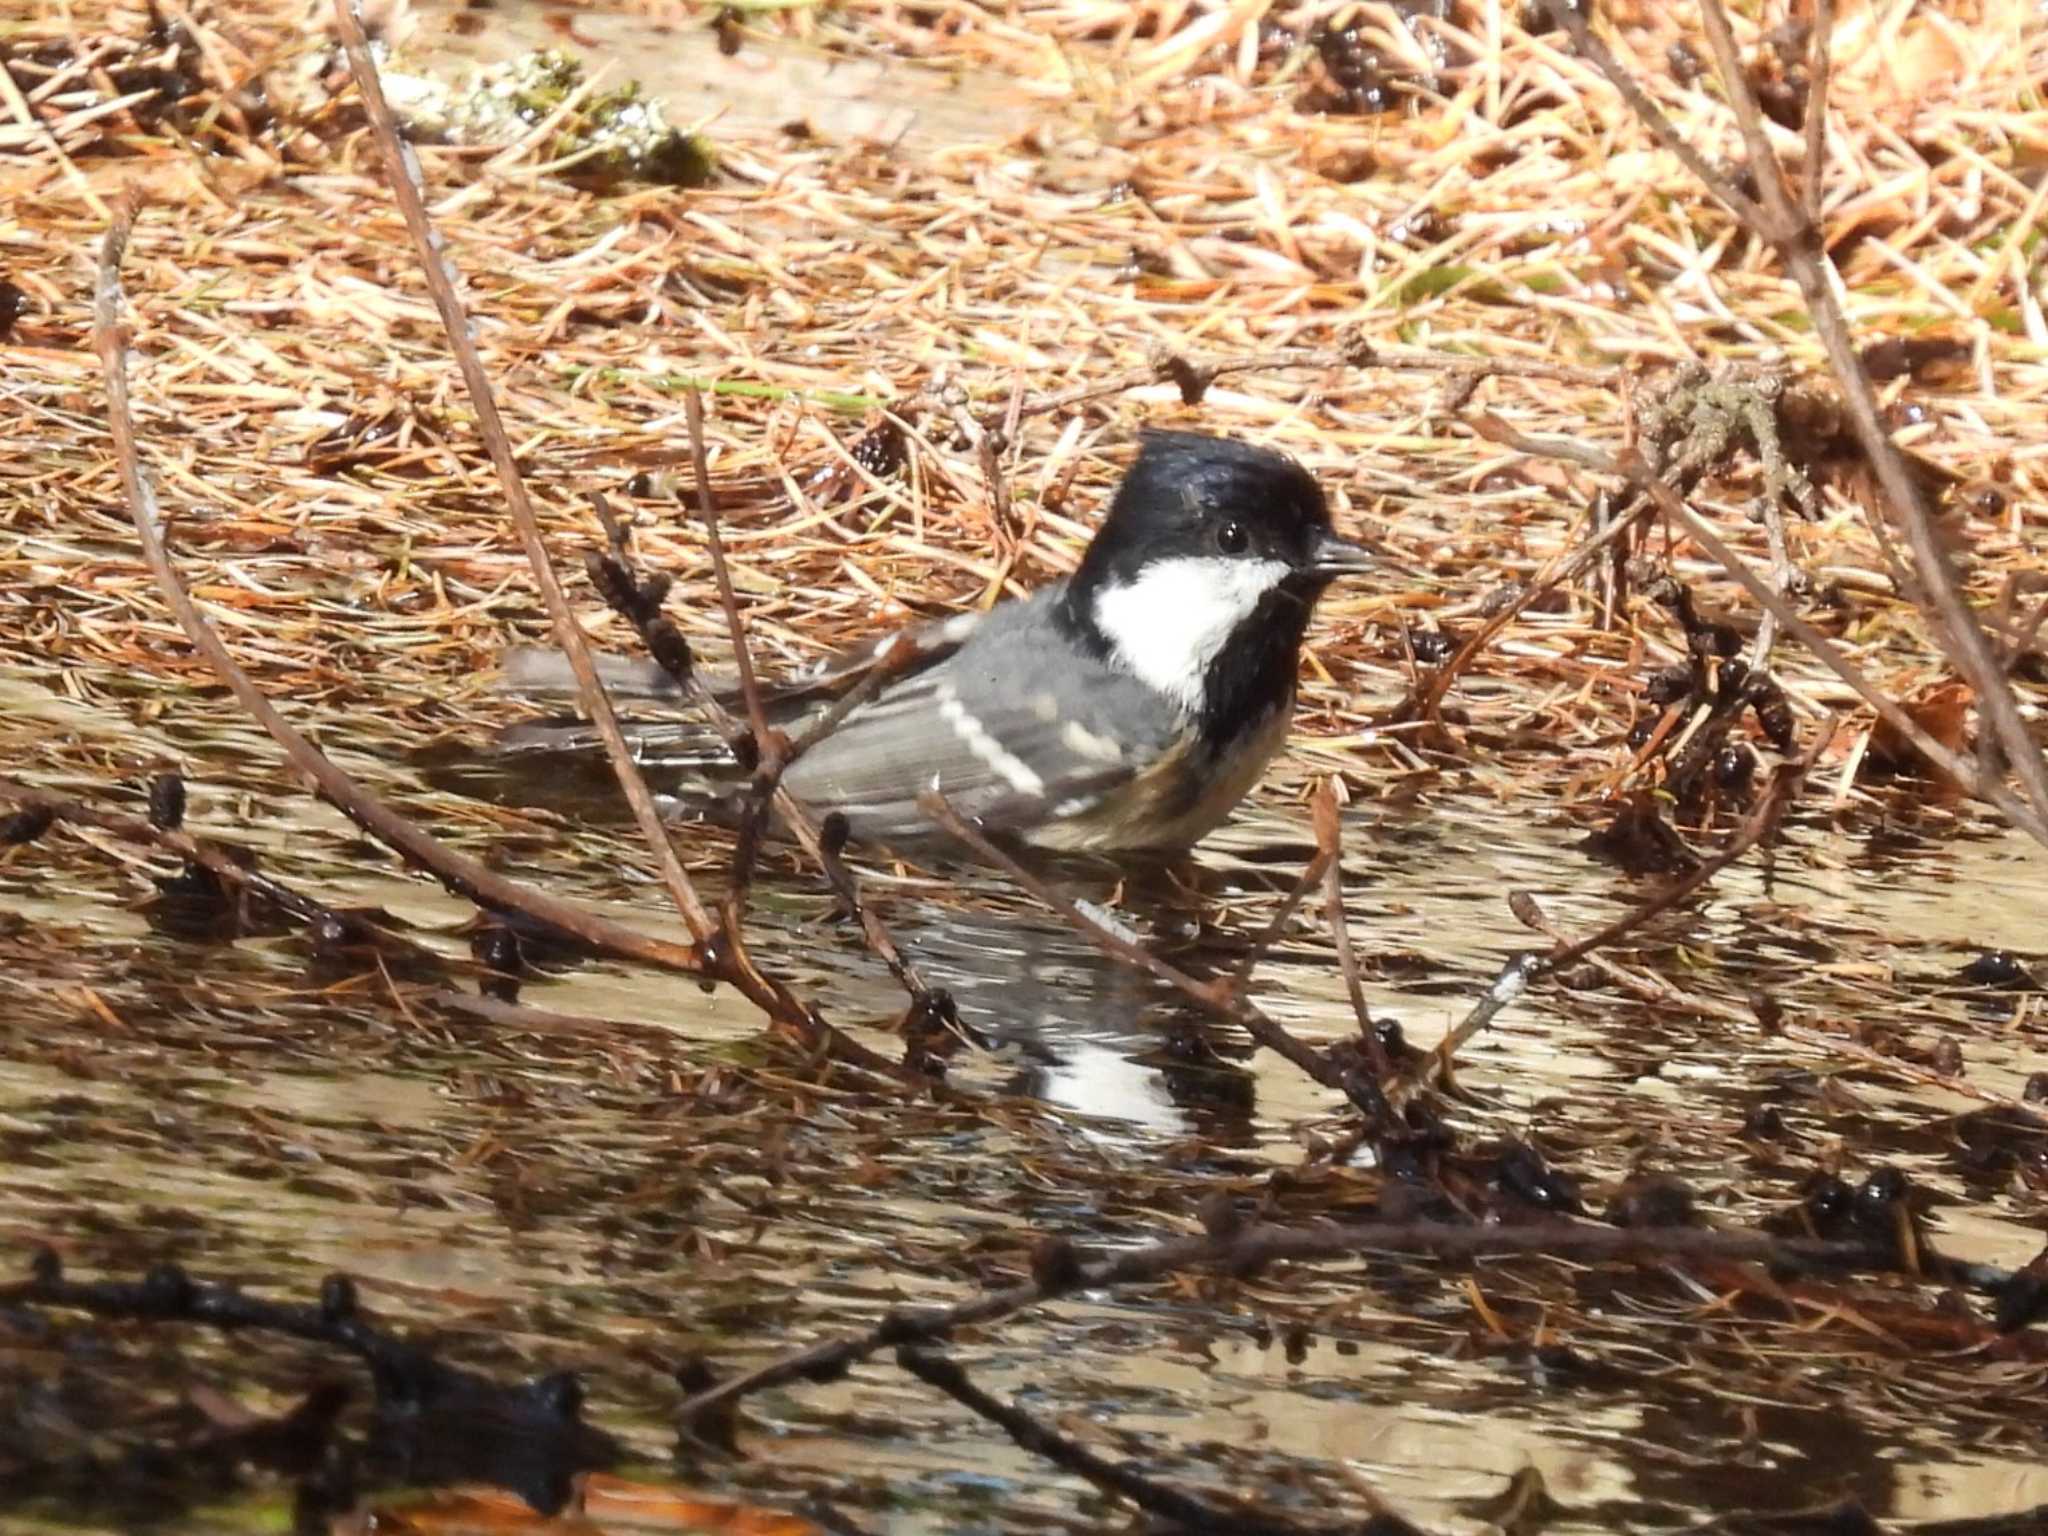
[1214,519,1249,556]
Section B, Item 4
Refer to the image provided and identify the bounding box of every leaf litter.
[4,0,2048,1532]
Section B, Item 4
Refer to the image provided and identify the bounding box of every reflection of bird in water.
[896,859,1265,1145]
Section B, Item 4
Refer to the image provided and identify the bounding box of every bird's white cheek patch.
[1091,556,1292,712]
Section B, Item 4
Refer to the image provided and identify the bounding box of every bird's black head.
[1067,430,1343,599]
[1057,430,1374,746]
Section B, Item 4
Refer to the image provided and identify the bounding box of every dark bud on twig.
[1740,1104,1786,1141]
[2025,1073,2048,1103]
[29,1245,61,1284]
[1374,1015,1407,1059]
[799,1353,851,1384]
[724,729,759,774]
[1496,1141,1583,1215]
[1852,1167,1907,1232]
[585,550,636,614]
[1149,347,1214,406]
[1605,1175,1696,1229]
[1800,1173,1853,1237]
[673,1354,738,1454]
[644,617,692,683]
[320,1273,357,1322]
[820,811,851,859]
[694,929,729,985]
[713,7,742,56]
[470,924,524,976]
[1198,1192,1243,1241]
[311,911,353,956]
[147,772,186,830]
[528,1371,584,1422]
[1714,744,1757,792]
[1930,1036,1964,1076]
[0,278,26,340]
[1644,663,1695,707]
[1748,990,1783,1034]
[1,804,54,845]
[1994,1252,2048,1332]
[900,987,963,1075]
[1029,1235,1084,1295]
[1751,685,1797,753]
[141,1260,194,1315]
[1960,950,2034,990]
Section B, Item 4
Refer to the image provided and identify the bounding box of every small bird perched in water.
[501,430,1377,852]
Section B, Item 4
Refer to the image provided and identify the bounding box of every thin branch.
[898,1347,1361,1536]
[1314,777,1381,1070]
[673,1215,1918,1428]
[666,400,938,1010]
[90,196,707,980]
[1484,406,2048,839]
[1537,0,1767,229]
[992,341,1612,432]
[1409,711,1817,1092]
[1554,0,2048,845]
[0,773,444,973]
[1802,0,1834,222]
[1628,449,2048,841]
[1406,415,1660,720]
[684,388,773,760]
[331,0,716,943]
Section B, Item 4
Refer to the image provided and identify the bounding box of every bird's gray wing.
[784,598,1180,842]
[493,608,991,763]
[487,606,983,765]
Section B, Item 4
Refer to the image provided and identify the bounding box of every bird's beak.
[1307,531,1380,579]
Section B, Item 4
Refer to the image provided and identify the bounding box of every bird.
[497,429,1378,852]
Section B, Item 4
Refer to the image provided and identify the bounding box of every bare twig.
[898,1346,1355,1536]
[1411,732,1816,1091]
[1232,807,1338,983]
[1550,0,2048,844]
[0,773,443,973]
[92,196,707,980]
[1314,778,1380,1070]
[1537,0,1766,228]
[994,341,1612,433]
[674,1215,1917,1428]
[1483,406,2048,837]
[1406,415,1662,719]
[684,388,773,761]
[666,399,937,1011]
[331,0,716,944]
[1801,0,1834,222]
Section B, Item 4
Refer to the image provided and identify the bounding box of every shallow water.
[9,667,2048,1533]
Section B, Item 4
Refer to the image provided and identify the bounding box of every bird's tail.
[493,645,736,768]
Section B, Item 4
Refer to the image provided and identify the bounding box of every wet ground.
[9,0,2048,1529]
[8,645,2048,1531]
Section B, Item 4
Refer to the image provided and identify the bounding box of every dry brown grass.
[4,0,2043,844]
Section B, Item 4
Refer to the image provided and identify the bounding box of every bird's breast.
[1025,700,1292,852]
